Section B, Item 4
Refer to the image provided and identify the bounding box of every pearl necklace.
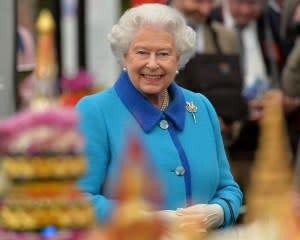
[160,89,169,111]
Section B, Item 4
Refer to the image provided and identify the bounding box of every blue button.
[175,166,185,176]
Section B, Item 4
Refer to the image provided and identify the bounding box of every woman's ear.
[176,55,180,69]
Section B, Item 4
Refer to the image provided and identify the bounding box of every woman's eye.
[157,52,170,57]
[136,50,147,55]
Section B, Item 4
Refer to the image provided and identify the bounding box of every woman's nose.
[146,53,159,70]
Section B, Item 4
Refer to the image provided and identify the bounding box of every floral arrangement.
[0,107,82,155]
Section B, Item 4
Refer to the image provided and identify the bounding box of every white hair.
[108,3,196,69]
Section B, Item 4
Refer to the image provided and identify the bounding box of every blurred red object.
[59,89,94,107]
[130,0,166,7]
[59,69,95,106]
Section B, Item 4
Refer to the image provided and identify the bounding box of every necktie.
[235,25,245,74]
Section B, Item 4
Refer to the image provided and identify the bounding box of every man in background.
[170,0,247,148]
[211,0,299,193]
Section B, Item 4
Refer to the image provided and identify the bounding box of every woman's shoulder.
[76,87,117,109]
[180,87,214,108]
[180,88,219,126]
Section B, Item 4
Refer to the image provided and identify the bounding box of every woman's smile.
[141,74,164,81]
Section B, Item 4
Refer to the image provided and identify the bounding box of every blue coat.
[76,71,243,227]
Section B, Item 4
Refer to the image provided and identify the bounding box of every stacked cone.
[245,89,299,238]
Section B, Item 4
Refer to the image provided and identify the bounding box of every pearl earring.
[176,70,179,75]
[123,67,127,72]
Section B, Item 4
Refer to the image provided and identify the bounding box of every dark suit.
[211,5,291,85]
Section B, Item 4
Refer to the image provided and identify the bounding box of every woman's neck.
[160,89,169,111]
[145,89,169,110]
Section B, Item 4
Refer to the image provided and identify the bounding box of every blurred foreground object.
[0,8,94,240]
[0,107,94,238]
[87,135,166,240]
[245,89,299,238]
[206,89,300,239]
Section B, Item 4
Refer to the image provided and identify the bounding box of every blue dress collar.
[114,71,185,133]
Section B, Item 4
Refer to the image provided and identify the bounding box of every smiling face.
[124,27,179,105]
[228,0,263,27]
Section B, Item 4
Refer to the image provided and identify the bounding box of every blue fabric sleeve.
[75,95,116,222]
[200,95,243,227]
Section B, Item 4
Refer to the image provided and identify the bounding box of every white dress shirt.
[195,24,205,53]
[222,0,269,89]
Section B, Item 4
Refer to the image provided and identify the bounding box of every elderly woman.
[76,3,242,230]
